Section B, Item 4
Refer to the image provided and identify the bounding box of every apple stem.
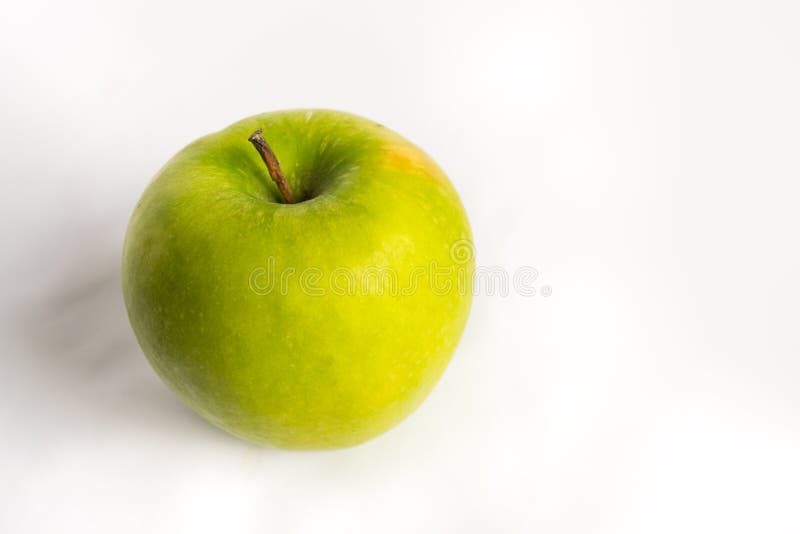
[248,129,295,204]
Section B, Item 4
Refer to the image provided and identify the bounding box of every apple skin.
[122,110,473,449]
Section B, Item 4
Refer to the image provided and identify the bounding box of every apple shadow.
[13,219,244,447]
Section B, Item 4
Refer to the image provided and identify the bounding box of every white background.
[2,0,799,532]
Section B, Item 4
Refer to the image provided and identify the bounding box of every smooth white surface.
[2,1,799,532]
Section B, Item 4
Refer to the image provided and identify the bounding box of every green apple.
[122,109,473,449]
